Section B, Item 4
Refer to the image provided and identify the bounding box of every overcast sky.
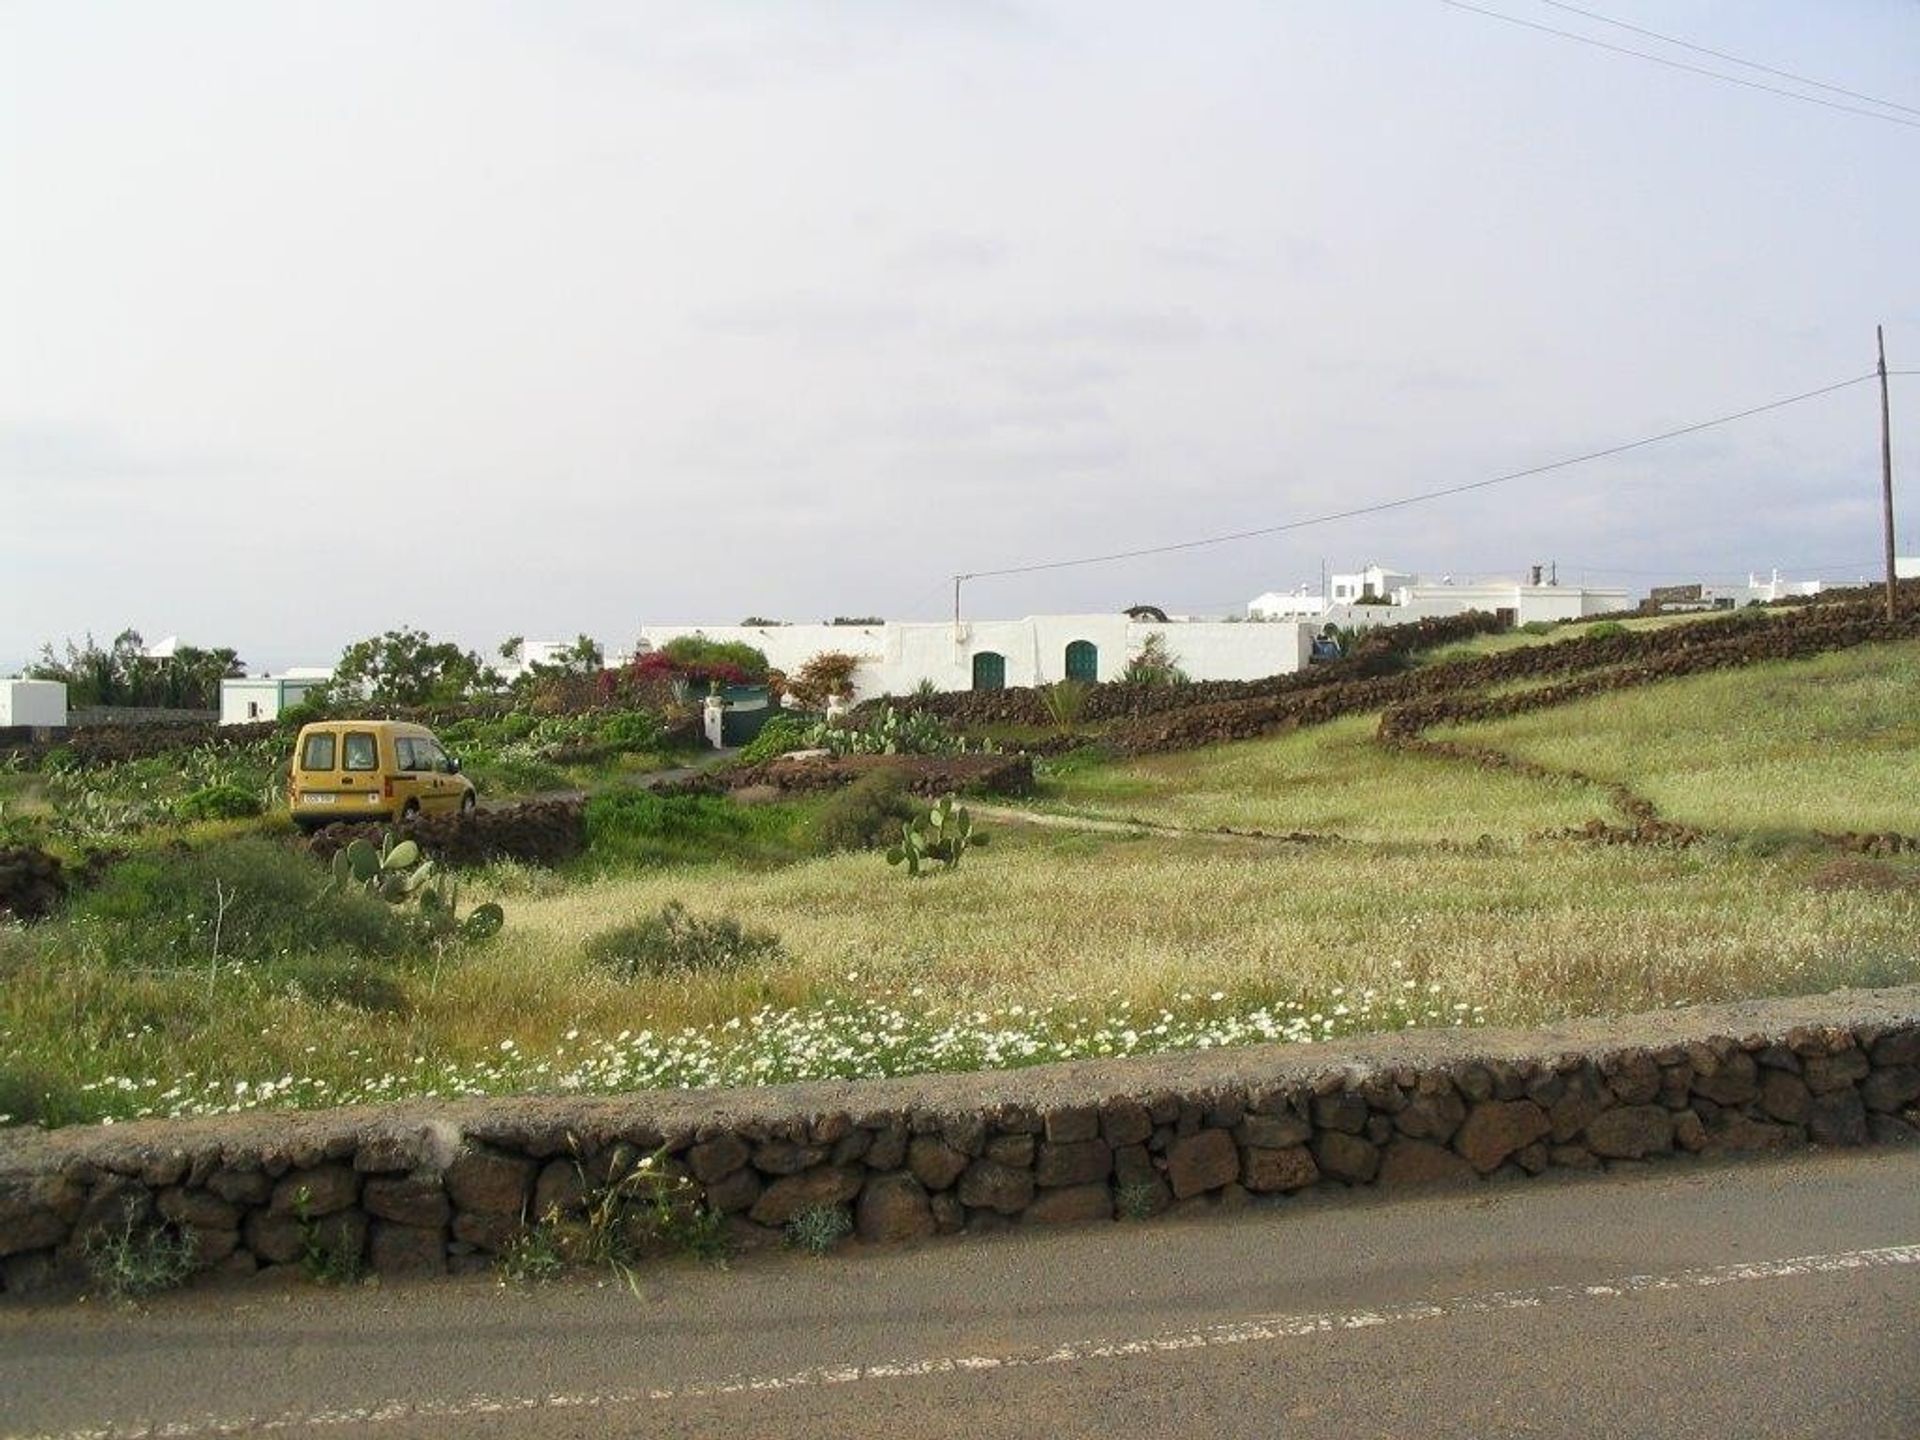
[4,1,1917,672]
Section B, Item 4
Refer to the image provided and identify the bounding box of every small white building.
[0,679,68,729]
[1251,562,1628,628]
[635,615,1315,699]
[219,669,330,725]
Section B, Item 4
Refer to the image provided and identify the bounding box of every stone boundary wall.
[3,987,1918,1298]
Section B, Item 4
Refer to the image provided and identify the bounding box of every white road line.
[11,1243,1919,1440]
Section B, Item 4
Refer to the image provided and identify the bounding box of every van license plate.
[306,794,336,805]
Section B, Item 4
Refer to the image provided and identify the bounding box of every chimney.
[1529,564,1543,586]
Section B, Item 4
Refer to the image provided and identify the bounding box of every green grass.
[1431,641,1920,836]
[1416,611,1725,665]
[1037,714,1610,841]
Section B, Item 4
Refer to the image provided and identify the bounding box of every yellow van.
[288,720,476,832]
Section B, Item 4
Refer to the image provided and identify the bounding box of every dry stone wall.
[4,986,1917,1298]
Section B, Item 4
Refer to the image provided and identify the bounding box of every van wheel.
[459,792,477,819]
[400,801,421,824]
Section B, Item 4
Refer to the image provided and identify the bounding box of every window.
[246,701,260,719]
[301,732,337,771]
[343,732,379,771]
[417,740,447,772]
[394,738,418,770]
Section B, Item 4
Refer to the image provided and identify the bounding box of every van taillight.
[383,777,394,801]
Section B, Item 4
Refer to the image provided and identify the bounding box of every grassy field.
[1414,611,1721,665]
[1036,714,1611,841]
[7,626,1920,1130]
[1429,641,1920,836]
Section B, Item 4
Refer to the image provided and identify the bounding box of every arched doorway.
[1064,640,1098,683]
[971,651,1007,691]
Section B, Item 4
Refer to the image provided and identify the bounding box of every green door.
[1064,640,1098,683]
[971,651,1006,691]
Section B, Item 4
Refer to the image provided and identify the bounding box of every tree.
[28,630,242,708]
[331,628,488,707]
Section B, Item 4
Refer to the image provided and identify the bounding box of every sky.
[3,0,1918,673]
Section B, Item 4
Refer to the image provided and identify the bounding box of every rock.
[1242,1145,1320,1193]
[1690,1051,1758,1106]
[362,1176,451,1229]
[242,1211,306,1266]
[1673,1111,1708,1152]
[444,1149,535,1218]
[1035,1140,1112,1189]
[810,1111,853,1146]
[533,1160,585,1220]
[685,1134,751,1184]
[1868,1028,1920,1068]
[1377,1140,1476,1189]
[1311,1092,1369,1135]
[1549,1144,1600,1171]
[1394,1092,1467,1144]
[907,1138,970,1192]
[930,1193,966,1233]
[1453,1101,1551,1173]
[0,1211,70,1259]
[368,1222,446,1276]
[1861,1067,1920,1113]
[955,1161,1035,1216]
[752,1140,828,1176]
[1867,1113,1920,1146]
[190,1228,241,1267]
[704,1167,764,1215]
[1165,1131,1239,1200]
[353,1135,422,1174]
[1803,1050,1870,1095]
[1025,1184,1113,1225]
[1042,1105,1102,1144]
[1238,1113,1312,1150]
[1585,1106,1673,1160]
[984,1134,1036,1168]
[1603,1051,1662,1105]
[450,1212,521,1253]
[749,1167,865,1227]
[270,1165,358,1218]
[831,1131,872,1167]
[1809,1090,1869,1147]
[205,1168,272,1206]
[1112,1145,1159,1188]
[1759,1070,1812,1124]
[1548,1073,1610,1143]
[1704,1111,1794,1152]
[855,1174,936,1243]
[157,1187,239,1233]
[1311,1132,1380,1185]
[865,1125,909,1172]
[1100,1100,1153,1148]
[940,1114,987,1157]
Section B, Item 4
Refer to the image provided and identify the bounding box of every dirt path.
[967,801,1335,846]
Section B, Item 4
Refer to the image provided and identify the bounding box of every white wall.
[636,616,1311,700]
[219,678,319,726]
[0,680,67,728]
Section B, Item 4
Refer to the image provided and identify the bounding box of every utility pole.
[953,573,966,636]
[1880,325,1898,621]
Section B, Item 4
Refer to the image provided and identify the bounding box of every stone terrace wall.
[4,987,1917,1297]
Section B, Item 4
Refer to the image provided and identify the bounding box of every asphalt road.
[3,1148,1917,1440]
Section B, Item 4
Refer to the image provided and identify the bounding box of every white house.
[634,614,1316,699]
[1250,562,1628,628]
[219,669,331,725]
[0,679,68,729]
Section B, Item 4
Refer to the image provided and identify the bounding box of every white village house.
[634,614,1320,699]
[218,668,333,725]
[0,679,68,730]
[1249,562,1629,628]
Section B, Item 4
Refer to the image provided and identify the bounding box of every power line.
[1530,0,1920,119]
[1432,0,1920,132]
[960,372,1880,583]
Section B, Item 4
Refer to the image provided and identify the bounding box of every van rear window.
[343,732,379,771]
[301,733,337,771]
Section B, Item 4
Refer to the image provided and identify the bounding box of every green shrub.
[812,770,918,852]
[583,790,804,868]
[1520,620,1555,636]
[71,838,411,969]
[736,714,814,766]
[174,783,265,822]
[276,699,328,731]
[597,710,664,753]
[660,636,770,681]
[784,1204,853,1256]
[1584,621,1629,640]
[82,1213,198,1299]
[586,901,783,979]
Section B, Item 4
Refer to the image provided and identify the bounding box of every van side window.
[394,738,417,771]
[301,733,337,771]
[343,732,379,771]
[421,740,449,772]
